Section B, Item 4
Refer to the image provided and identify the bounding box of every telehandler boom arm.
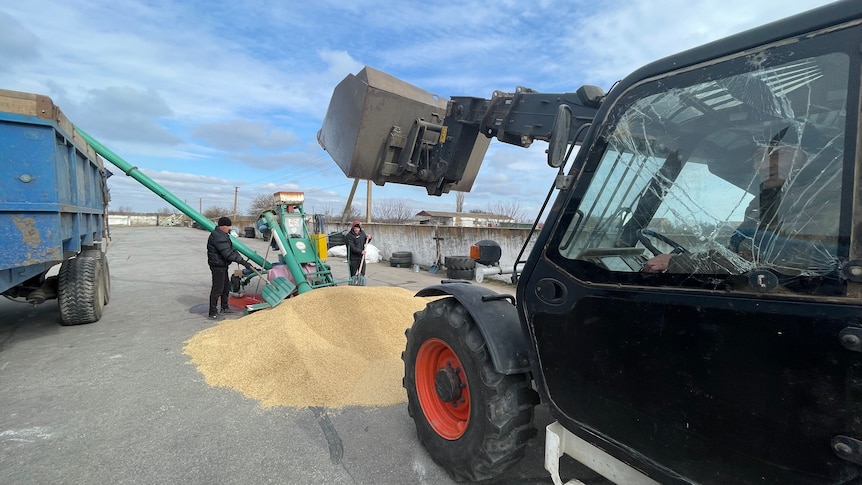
[317,66,603,196]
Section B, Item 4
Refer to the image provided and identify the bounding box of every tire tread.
[445,256,476,270]
[402,298,537,482]
[58,255,104,326]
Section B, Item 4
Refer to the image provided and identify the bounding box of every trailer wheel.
[58,255,105,325]
[402,298,537,482]
[83,250,111,305]
[101,256,111,305]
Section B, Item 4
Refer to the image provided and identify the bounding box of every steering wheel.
[638,229,689,257]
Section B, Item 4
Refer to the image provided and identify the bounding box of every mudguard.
[416,281,531,374]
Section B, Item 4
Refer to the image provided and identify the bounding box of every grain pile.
[184,285,434,408]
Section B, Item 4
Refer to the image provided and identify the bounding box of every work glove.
[241,260,253,270]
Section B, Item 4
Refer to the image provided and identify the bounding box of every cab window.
[556,47,849,293]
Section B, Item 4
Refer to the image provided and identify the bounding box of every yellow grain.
[184,285,433,408]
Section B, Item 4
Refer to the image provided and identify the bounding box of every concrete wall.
[108,214,161,226]
[106,217,535,270]
[108,214,258,228]
[325,223,535,270]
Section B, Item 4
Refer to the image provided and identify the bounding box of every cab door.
[520,24,862,484]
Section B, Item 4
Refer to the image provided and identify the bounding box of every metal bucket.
[412,264,420,273]
[317,66,488,194]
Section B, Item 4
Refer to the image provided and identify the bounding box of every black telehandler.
[318,2,862,482]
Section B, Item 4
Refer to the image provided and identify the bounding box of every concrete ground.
[0,226,601,485]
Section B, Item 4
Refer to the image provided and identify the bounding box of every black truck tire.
[58,254,106,325]
[327,232,346,248]
[390,251,412,268]
[83,250,111,305]
[445,268,473,280]
[444,256,475,270]
[101,256,111,305]
[402,298,538,482]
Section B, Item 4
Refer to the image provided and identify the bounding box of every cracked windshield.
[559,48,848,293]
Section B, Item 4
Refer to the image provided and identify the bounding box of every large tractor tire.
[58,254,106,325]
[389,251,413,268]
[444,256,475,270]
[402,298,538,482]
[445,268,473,280]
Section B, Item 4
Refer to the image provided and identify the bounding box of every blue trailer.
[0,89,111,325]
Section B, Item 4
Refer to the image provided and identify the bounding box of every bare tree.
[116,205,134,214]
[455,192,465,212]
[345,204,363,223]
[488,200,526,223]
[306,202,333,217]
[373,198,415,223]
[203,206,231,220]
[247,192,275,216]
[157,207,177,216]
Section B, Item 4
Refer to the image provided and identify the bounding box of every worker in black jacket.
[345,220,371,277]
[207,217,253,319]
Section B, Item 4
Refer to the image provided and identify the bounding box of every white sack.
[327,244,380,263]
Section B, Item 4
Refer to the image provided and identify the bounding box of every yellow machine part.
[311,234,327,262]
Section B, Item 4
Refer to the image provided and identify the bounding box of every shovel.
[245,265,296,312]
[350,254,367,286]
[428,231,442,274]
[428,251,442,274]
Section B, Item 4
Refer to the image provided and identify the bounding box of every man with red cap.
[345,220,371,278]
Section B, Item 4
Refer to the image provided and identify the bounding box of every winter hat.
[352,220,361,228]
[218,216,232,227]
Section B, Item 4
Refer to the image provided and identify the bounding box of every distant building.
[414,210,514,227]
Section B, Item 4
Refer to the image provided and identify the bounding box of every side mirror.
[547,104,572,168]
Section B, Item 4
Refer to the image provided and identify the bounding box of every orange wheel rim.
[415,338,470,440]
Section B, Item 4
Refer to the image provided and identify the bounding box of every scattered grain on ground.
[184,285,435,408]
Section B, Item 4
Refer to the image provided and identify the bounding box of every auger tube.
[75,127,270,270]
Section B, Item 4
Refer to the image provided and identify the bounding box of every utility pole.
[366,179,372,223]
[233,186,239,220]
[341,179,359,226]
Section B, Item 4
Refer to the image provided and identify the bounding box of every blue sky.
[1,0,833,220]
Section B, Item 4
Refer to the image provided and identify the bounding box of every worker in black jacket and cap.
[207,217,253,319]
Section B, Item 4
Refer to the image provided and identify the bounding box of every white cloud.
[0,0,836,216]
[560,0,832,86]
[68,86,181,144]
[191,120,300,151]
[0,11,40,63]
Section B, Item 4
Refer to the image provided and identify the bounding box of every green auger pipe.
[75,127,271,270]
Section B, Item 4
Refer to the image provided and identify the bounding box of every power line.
[240,153,331,187]
[240,165,348,194]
